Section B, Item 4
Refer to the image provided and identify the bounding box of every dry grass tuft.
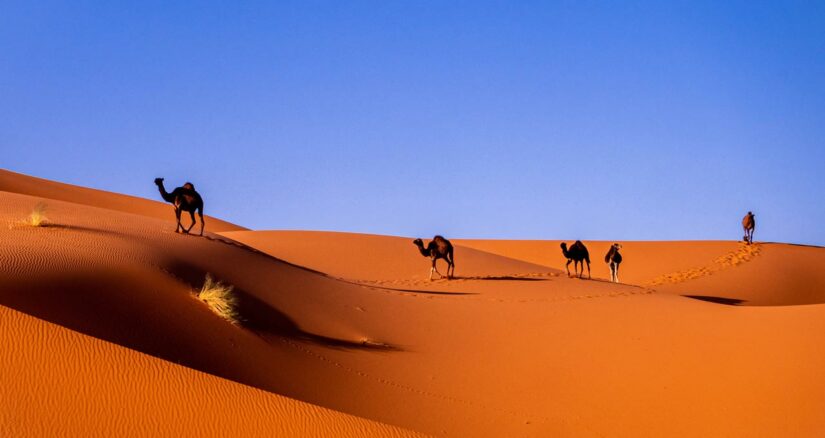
[197,274,240,325]
[27,202,48,227]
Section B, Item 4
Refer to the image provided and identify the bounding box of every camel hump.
[183,182,195,190]
[742,212,755,229]
[433,235,449,245]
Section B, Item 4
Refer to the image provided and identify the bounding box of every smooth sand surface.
[3,172,825,436]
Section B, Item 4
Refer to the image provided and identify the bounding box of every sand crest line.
[645,242,762,286]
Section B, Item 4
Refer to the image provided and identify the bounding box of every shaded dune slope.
[0,305,419,437]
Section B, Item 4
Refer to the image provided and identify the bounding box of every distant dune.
[2,170,825,436]
[0,169,245,232]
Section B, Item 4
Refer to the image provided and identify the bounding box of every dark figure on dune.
[742,211,755,244]
[605,243,623,283]
[560,240,590,279]
[154,178,205,236]
[413,235,455,280]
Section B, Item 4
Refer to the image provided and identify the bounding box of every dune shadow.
[165,261,400,352]
[236,292,399,351]
[683,295,746,306]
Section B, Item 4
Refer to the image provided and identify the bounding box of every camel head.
[612,243,622,251]
[154,177,165,186]
[412,238,424,247]
[560,242,568,250]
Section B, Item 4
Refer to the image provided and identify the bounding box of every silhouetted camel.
[742,211,755,244]
[605,243,623,283]
[560,240,590,279]
[154,178,205,236]
[413,235,455,280]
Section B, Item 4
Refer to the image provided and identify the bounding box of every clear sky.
[2,1,824,245]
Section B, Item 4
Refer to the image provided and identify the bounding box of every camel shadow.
[353,281,478,296]
[683,295,746,306]
[452,275,550,282]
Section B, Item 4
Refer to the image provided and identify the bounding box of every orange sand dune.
[220,230,560,283]
[0,305,418,437]
[457,239,825,305]
[3,171,825,436]
[0,168,244,232]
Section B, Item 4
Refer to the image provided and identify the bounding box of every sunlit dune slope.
[457,239,825,305]
[0,305,420,437]
[219,230,560,282]
[0,168,244,232]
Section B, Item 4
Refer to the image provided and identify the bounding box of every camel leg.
[615,264,620,283]
[433,259,442,278]
[198,209,205,236]
[175,209,183,233]
[185,210,196,234]
[566,260,572,277]
[586,260,591,279]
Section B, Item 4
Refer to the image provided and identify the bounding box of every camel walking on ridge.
[605,243,623,283]
[561,240,590,279]
[154,178,205,236]
[742,211,755,244]
[413,235,455,280]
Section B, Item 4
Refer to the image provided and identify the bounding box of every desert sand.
[2,169,825,436]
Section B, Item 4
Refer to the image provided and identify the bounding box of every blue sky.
[2,1,824,244]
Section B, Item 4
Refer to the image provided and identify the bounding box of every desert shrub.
[27,202,48,227]
[197,274,240,325]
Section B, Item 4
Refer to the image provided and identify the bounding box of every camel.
[413,235,455,280]
[742,211,755,244]
[154,178,205,236]
[560,240,590,279]
[605,243,623,283]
